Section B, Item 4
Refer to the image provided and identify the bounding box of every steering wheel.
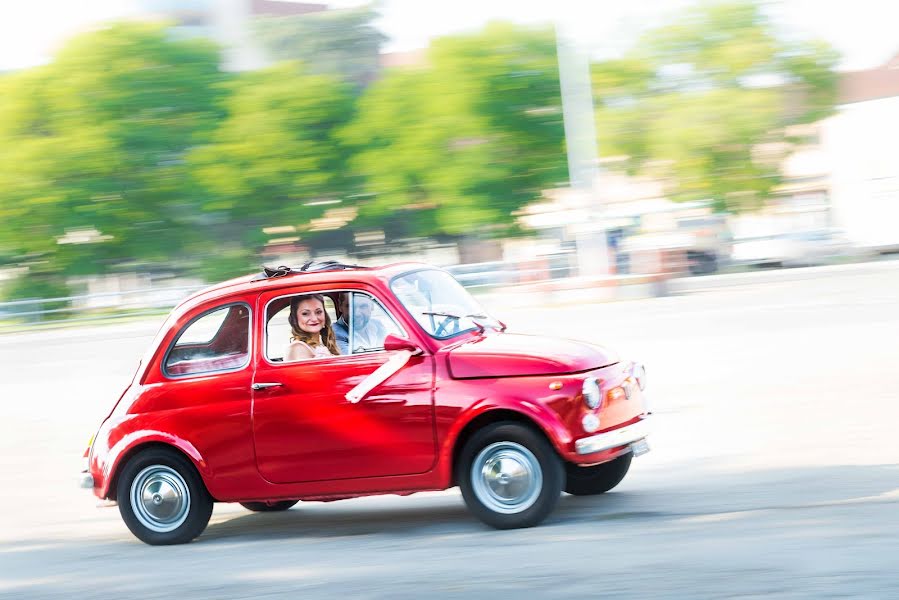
[434,315,461,337]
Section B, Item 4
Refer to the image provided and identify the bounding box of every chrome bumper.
[78,471,94,489]
[575,417,651,455]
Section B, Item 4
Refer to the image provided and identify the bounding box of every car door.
[142,301,256,488]
[251,287,436,484]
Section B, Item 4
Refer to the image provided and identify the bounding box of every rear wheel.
[240,500,299,512]
[564,452,632,496]
[458,422,563,529]
[116,447,213,545]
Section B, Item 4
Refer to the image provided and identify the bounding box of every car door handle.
[252,382,283,391]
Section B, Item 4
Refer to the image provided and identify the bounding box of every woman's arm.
[284,341,314,362]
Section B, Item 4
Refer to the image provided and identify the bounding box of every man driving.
[333,293,387,354]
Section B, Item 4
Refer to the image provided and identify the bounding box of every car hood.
[445,333,619,379]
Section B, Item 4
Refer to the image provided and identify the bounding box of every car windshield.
[391,269,500,339]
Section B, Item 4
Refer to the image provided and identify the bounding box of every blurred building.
[515,174,726,276]
[136,0,327,70]
[731,124,832,245]
[758,51,899,251]
[821,51,899,251]
[521,49,899,275]
[379,48,428,70]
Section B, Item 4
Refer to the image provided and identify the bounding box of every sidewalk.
[670,257,899,294]
[475,257,899,308]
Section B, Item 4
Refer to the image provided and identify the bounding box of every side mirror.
[383,334,423,355]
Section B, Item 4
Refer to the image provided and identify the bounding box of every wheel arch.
[449,408,561,487]
[104,436,212,501]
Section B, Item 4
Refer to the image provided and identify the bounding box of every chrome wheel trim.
[130,465,191,533]
[470,441,543,514]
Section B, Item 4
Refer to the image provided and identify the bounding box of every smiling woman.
[284,294,340,360]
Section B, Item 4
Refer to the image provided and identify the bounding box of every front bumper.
[575,417,650,455]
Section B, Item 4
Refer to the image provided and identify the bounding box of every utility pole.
[555,23,609,277]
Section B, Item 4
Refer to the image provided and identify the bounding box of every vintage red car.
[80,261,650,545]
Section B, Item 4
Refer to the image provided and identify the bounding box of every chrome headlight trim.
[633,363,646,390]
[582,377,601,409]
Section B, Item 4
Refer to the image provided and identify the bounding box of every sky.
[0,0,898,72]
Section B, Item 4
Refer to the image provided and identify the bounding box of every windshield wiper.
[421,311,498,335]
[421,311,490,319]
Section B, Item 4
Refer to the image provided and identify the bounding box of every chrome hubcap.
[471,442,542,514]
[131,465,190,533]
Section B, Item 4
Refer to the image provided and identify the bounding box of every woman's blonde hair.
[288,294,340,355]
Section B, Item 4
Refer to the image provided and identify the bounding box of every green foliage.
[188,62,355,265]
[0,2,843,299]
[0,273,72,315]
[2,275,70,302]
[253,5,387,90]
[0,22,226,276]
[342,22,567,238]
[592,0,839,209]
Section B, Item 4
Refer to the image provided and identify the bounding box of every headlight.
[633,363,647,390]
[581,413,601,433]
[582,377,601,409]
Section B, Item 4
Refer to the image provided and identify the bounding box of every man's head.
[338,293,373,329]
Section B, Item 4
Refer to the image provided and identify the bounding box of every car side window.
[343,292,402,354]
[164,304,250,377]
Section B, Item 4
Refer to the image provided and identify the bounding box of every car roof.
[175,261,435,313]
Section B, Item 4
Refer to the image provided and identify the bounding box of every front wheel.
[458,423,563,529]
[116,448,213,545]
[564,452,632,496]
[240,500,299,512]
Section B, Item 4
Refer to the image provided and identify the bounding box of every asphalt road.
[1,262,898,599]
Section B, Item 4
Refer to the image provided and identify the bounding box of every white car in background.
[732,229,857,268]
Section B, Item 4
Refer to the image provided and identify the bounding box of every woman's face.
[295,298,326,334]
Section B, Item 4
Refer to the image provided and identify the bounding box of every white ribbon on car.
[345,350,415,404]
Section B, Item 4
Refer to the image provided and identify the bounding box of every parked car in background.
[618,208,733,276]
[732,229,856,268]
[79,261,652,545]
[677,214,733,275]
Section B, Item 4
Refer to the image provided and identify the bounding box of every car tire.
[564,452,632,496]
[458,422,563,529]
[240,500,299,512]
[116,447,213,545]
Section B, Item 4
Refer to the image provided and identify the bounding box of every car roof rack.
[256,260,370,280]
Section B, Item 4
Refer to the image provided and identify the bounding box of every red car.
[80,262,650,545]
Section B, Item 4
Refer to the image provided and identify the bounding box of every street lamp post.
[555,24,609,277]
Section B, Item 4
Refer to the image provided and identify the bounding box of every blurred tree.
[188,62,355,279]
[0,23,226,296]
[253,5,387,90]
[341,22,567,241]
[592,0,839,211]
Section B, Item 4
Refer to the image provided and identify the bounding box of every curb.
[668,258,899,294]
[476,258,899,309]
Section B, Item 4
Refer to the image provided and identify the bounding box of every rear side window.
[164,303,251,377]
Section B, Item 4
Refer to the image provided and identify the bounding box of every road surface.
[1,262,898,598]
